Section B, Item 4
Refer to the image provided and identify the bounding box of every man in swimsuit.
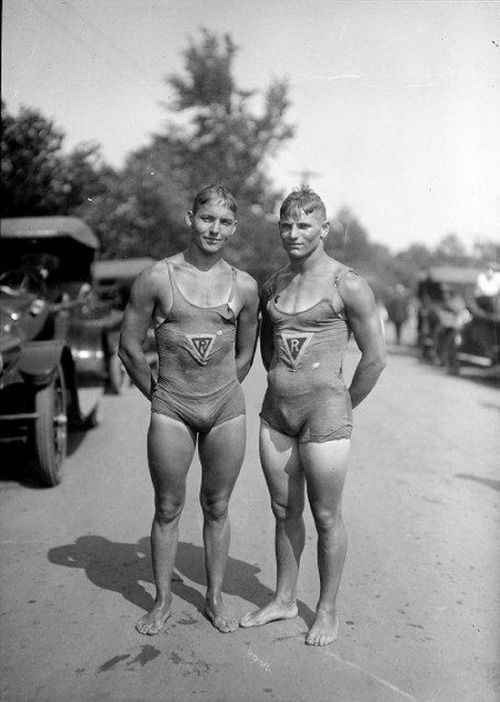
[119,185,259,635]
[240,186,386,646]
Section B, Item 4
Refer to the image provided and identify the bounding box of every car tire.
[33,365,68,487]
[106,351,126,395]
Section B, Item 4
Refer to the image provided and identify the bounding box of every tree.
[1,101,112,219]
[161,29,294,211]
[1,101,67,216]
[434,233,468,264]
[326,207,372,269]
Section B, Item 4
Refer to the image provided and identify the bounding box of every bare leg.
[198,415,246,633]
[240,422,304,628]
[135,414,196,635]
[301,438,350,646]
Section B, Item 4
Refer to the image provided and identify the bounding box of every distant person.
[387,284,410,345]
[119,185,259,635]
[416,270,443,349]
[240,186,386,646]
[474,263,500,314]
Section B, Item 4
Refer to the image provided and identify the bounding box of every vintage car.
[445,297,500,376]
[0,216,125,486]
[416,265,500,375]
[92,257,158,367]
[416,266,479,363]
[92,257,155,310]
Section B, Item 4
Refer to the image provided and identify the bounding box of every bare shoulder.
[130,259,167,300]
[234,267,259,299]
[338,270,376,311]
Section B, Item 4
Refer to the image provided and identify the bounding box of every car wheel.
[106,351,126,394]
[33,365,68,486]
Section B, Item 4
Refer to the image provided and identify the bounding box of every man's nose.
[288,224,299,239]
[210,220,220,234]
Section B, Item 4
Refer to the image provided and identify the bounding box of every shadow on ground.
[456,473,500,492]
[47,536,315,624]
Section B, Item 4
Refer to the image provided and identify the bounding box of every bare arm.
[234,274,260,383]
[118,269,158,400]
[340,273,386,409]
[259,280,275,372]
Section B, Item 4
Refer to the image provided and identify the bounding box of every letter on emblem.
[186,334,216,364]
[280,332,313,365]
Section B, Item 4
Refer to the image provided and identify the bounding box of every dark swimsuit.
[151,260,245,433]
[260,267,353,443]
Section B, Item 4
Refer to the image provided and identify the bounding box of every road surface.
[1,336,499,702]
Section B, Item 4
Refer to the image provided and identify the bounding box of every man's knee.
[154,495,184,525]
[311,504,342,533]
[271,498,303,523]
[200,493,230,522]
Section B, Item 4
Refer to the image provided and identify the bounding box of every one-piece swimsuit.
[260,267,353,443]
[151,260,245,433]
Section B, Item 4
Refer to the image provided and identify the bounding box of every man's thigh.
[147,413,196,497]
[198,415,246,499]
[300,439,351,509]
[259,421,304,509]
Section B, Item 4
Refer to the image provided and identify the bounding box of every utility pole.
[289,169,322,187]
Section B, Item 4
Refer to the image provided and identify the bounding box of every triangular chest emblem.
[186,334,216,364]
[280,332,314,367]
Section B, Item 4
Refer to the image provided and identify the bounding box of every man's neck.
[289,245,328,274]
[183,246,223,272]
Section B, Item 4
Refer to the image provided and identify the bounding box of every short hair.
[279,186,327,222]
[191,185,237,215]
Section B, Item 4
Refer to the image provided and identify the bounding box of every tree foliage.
[162,29,294,210]
[2,30,497,291]
[1,100,109,218]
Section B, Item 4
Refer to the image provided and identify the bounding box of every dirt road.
[1,339,498,702]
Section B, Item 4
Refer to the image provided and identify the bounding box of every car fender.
[18,340,72,387]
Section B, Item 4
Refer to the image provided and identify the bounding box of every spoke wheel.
[33,365,68,486]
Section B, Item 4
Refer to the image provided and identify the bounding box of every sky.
[2,0,500,253]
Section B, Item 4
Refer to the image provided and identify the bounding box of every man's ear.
[320,220,330,239]
[186,210,194,227]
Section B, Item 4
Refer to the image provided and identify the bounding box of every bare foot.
[240,599,298,628]
[135,600,172,636]
[305,609,339,646]
[205,598,239,634]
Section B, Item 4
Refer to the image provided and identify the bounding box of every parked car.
[0,216,125,486]
[92,257,155,310]
[416,265,500,375]
[445,298,500,376]
[92,257,158,367]
[416,266,479,364]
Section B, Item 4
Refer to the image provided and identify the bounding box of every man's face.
[279,208,329,260]
[187,199,237,255]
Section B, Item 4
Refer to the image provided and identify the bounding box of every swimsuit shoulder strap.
[227,266,237,306]
[261,269,284,303]
[164,258,176,290]
[330,267,355,316]
[333,266,354,288]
